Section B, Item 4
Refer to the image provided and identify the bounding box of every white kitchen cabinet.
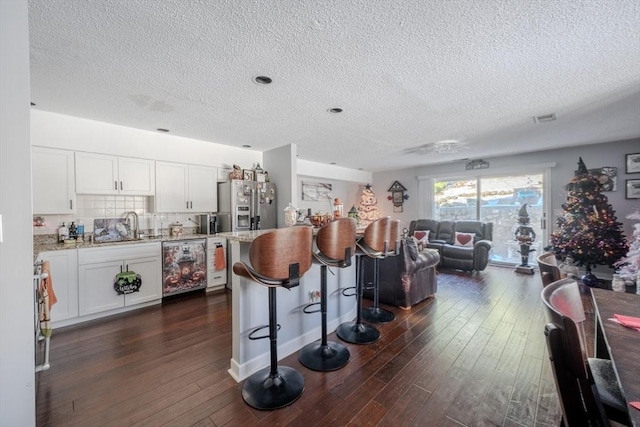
[32,147,76,214]
[155,161,217,213]
[36,249,79,323]
[75,152,155,195]
[78,242,161,316]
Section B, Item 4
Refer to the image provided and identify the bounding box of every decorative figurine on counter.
[228,164,243,180]
[514,203,536,274]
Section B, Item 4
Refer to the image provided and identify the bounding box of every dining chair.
[541,278,631,426]
[537,251,562,287]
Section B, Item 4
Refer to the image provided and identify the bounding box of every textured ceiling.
[28,0,640,172]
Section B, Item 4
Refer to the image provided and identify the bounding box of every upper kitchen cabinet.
[155,161,217,213]
[32,147,76,214]
[75,152,155,196]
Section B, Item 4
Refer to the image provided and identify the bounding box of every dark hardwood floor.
[36,266,565,426]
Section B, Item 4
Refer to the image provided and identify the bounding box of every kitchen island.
[218,229,357,382]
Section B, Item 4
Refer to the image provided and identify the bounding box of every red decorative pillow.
[413,230,429,247]
[454,232,475,247]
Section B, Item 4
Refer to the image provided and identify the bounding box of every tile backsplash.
[33,195,203,236]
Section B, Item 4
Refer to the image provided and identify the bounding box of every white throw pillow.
[454,232,475,247]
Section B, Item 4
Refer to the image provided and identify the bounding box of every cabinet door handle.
[120,181,123,190]
[70,199,73,209]
[186,201,189,209]
[190,201,193,209]
[115,181,118,190]
[125,264,129,272]
[120,265,123,273]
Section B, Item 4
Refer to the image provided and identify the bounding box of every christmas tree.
[614,207,640,284]
[549,158,628,271]
[357,184,382,228]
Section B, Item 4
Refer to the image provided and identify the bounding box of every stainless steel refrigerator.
[217,180,277,232]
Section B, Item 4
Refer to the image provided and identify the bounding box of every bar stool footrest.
[241,365,305,410]
[302,302,321,314]
[341,286,357,297]
[248,324,281,341]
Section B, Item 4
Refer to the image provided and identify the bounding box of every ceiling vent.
[533,113,556,124]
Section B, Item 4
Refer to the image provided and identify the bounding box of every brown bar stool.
[361,219,399,323]
[336,216,391,344]
[298,218,356,371]
[233,226,313,410]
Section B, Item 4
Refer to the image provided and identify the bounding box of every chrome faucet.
[124,211,139,239]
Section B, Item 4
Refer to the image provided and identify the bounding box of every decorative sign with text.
[114,271,142,295]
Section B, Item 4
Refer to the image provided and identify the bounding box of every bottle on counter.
[333,198,344,219]
[58,222,69,243]
[69,221,77,240]
[76,220,85,242]
[284,203,297,227]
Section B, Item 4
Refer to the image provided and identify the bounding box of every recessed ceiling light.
[157,128,169,132]
[242,144,251,148]
[533,113,556,124]
[253,76,272,85]
[327,108,343,114]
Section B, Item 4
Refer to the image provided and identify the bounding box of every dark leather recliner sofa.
[362,237,440,309]
[408,219,493,272]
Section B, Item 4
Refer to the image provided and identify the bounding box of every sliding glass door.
[433,173,545,265]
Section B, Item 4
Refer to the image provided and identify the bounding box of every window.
[432,173,545,265]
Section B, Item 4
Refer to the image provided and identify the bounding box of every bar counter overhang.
[218,229,357,382]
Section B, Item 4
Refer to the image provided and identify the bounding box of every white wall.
[1,1,36,425]
[31,109,262,170]
[373,138,640,273]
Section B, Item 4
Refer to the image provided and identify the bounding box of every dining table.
[590,287,640,426]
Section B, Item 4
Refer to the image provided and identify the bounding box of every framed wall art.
[242,169,255,181]
[301,181,332,201]
[625,179,640,199]
[626,153,640,174]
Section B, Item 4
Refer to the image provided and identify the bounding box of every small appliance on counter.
[169,222,183,237]
[197,214,219,235]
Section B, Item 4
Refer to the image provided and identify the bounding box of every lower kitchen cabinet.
[78,242,161,316]
[37,249,79,323]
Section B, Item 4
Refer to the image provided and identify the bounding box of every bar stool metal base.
[241,366,305,410]
[298,341,350,371]
[361,306,395,323]
[336,321,380,344]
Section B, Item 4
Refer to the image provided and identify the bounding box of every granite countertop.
[215,229,279,243]
[34,233,221,254]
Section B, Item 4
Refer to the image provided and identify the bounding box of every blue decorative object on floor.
[581,268,600,287]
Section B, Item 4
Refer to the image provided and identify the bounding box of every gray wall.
[373,138,639,273]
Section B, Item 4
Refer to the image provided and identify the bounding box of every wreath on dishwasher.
[114,270,142,295]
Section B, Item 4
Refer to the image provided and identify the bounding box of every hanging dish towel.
[214,245,226,271]
[40,261,57,309]
[38,261,57,338]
